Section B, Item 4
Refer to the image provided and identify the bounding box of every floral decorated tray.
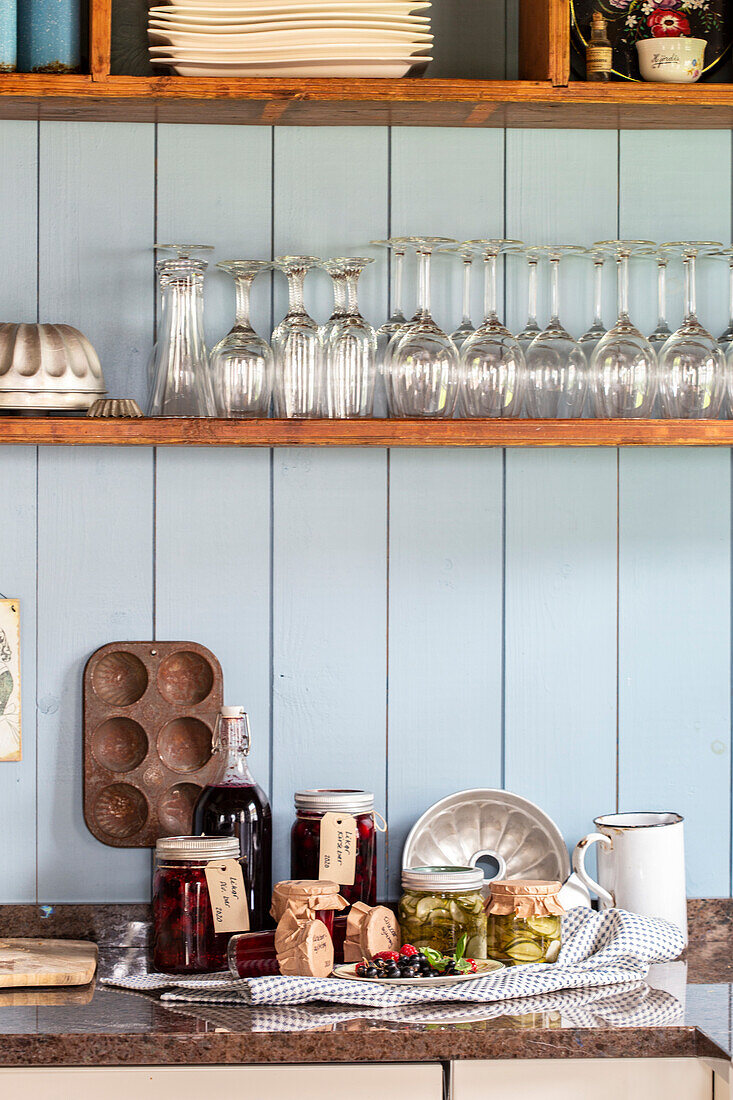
[570,0,732,81]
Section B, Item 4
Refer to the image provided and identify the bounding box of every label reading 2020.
[205,858,250,933]
[318,812,357,886]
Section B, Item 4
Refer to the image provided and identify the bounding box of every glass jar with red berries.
[291,790,378,906]
[152,835,243,974]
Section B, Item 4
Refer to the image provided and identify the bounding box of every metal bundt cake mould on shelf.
[402,788,572,889]
[0,322,106,410]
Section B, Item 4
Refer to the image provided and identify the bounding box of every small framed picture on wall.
[0,599,21,762]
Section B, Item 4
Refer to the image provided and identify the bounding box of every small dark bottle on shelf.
[586,11,612,82]
[193,707,272,931]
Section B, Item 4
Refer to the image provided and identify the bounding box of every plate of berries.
[333,937,504,986]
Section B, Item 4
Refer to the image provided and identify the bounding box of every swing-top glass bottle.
[192,707,273,931]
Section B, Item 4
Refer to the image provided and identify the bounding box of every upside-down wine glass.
[271,255,323,418]
[460,239,525,418]
[210,260,273,417]
[589,240,658,418]
[323,257,377,418]
[319,258,349,345]
[513,247,542,354]
[388,236,461,417]
[647,250,673,354]
[149,244,217,417]
[711,247,733,347]
[579,249,609,360]
[439,245,476,349]
[524,245,588,418]
[657,241,726,419]
[371,237,409,414]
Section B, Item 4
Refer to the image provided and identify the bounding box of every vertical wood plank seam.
[152,123,159,644]
[268,124,275,803]
[34,447,39,903]
[34,119,40,902]
[500,125,507,790]
[385,448,391,888]
[615,447,620,813]
[729,446,733,894]
[726,130,730,902]
[615,127,621,816]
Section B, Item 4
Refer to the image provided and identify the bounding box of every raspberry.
[467,959,477,973]
[399,944,419,957]
[373,951,399,962]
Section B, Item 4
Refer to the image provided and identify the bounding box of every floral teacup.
[636,35,706,81]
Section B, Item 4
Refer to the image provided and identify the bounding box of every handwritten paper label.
[205,858,250,934]
[318,811,357,886]
[0,599,21,763]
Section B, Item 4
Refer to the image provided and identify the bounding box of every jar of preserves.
[152,835,243,974]
[291,790,377,906]
[398,866,487,959]
[485,880,564,966]
[228,914,348,978]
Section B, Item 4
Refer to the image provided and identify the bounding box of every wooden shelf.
[5,74,733,128]
[5,0,733,128]
[4,417,733,447]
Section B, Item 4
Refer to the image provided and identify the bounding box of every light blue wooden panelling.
[36,122,155,901]
[619,130,732,897]
[36,448,153,900]
[0,121,38,321]
[155,450,272,786]
[622,131,731,341]
[387,129,505,896]
[156,124,274,353]
[37,122,154,408]
[618,448,731,897]
[271,127,387,327]
[504,450,618,852]
[504,131,619,861]
[271,128,389,887]
[387,450,504,896]
[155,126,274,790]
[0,120,38,902]
[503,130,619,339]
[391,128,505,334]
[0,451,37,901]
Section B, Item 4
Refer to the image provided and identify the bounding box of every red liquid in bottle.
[193,710,273,931]
[193,782,272,932]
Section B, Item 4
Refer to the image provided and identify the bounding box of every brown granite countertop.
[0,901,730,1068]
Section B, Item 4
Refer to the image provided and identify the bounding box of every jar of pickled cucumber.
[399,866,487,959]
[485,880,564,966]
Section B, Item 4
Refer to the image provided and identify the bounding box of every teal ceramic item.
[0,0,16,71]
[18,0,80,72]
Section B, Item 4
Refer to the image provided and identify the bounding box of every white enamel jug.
[572,812,687,943]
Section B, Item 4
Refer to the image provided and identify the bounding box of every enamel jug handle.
[572,832,614,907]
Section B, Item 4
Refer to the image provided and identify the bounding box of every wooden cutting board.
[0,938,98,988]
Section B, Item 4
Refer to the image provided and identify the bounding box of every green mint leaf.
[454,959,470,973]
[455,933,467,962]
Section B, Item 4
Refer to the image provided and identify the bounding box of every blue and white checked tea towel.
[103,907,684,1008]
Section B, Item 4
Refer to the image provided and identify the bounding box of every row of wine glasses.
[147,238,733,420]
[148,247,377,418]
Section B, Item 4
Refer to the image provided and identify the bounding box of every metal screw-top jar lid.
[155,835,241,861]
[294,789,374,814]
[401,866,485,893]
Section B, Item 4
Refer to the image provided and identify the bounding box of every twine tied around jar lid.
[270,879,348,923]
[486,880,565,918]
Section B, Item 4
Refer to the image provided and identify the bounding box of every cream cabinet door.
[0,1063,443,1100]
[453,1057,714,1100]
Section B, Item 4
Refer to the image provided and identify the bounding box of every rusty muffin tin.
[83,641,223,848]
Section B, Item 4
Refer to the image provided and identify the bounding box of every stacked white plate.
[148,0,432,77]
